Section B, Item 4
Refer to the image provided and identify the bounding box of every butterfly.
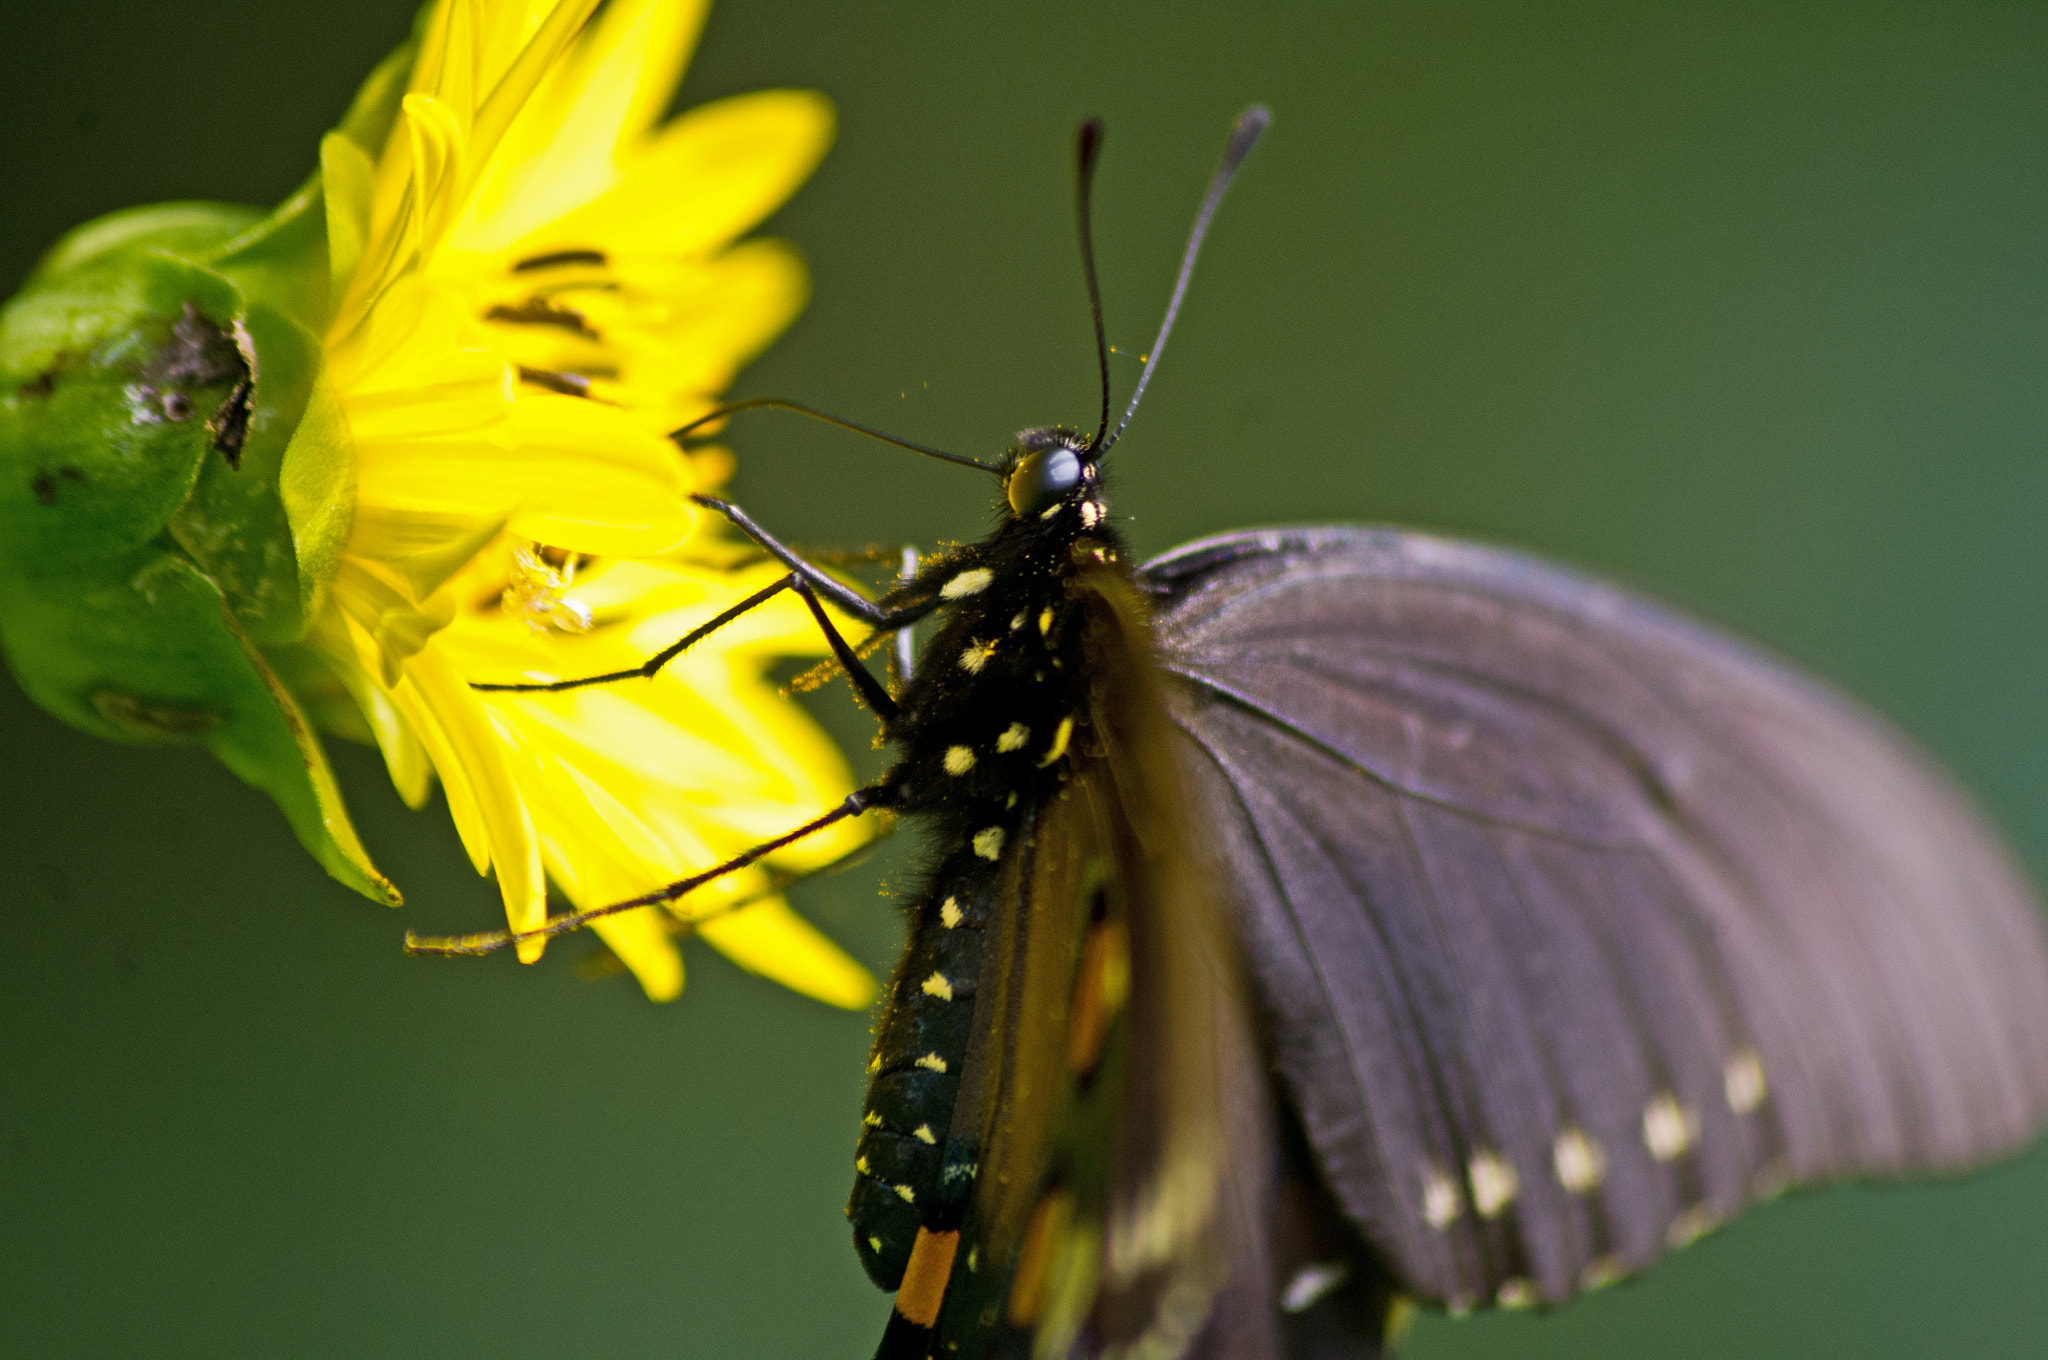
[414,107,2048,1358]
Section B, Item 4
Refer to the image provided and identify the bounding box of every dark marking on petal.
[512,248,608,273]
[517,366,594,398]
[485,299,599,340]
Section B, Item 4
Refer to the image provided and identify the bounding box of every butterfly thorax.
[847,429,1126,1289]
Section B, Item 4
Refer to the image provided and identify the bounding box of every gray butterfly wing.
[1140,525,2048,1314]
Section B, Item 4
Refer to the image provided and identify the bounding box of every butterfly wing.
[919,561,1278,1360]
[1141,525,2048,1313]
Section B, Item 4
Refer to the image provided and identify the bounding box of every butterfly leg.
[406,781,902,957]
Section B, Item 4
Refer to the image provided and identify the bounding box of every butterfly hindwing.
[1142,525,2048,1312]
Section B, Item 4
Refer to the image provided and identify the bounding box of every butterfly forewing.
[1142,525,2048,1311]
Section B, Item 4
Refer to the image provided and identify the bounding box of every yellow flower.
[0,0,868,1005]
[307,0,872,1004]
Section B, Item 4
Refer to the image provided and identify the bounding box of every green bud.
[0,189,391,904]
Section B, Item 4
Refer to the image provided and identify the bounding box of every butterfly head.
[1003,426,1103,523]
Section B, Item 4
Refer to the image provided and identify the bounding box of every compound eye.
[1006,444,1083,517]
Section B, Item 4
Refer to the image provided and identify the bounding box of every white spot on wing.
[1643,1094,1699,1162]
[940,568,993,599]
[1666,1202,1722,1248]
[972,827,1004,859]
[943,745,976,775]
[1496,1278,1537,1310]
[1553,1126,1606,1193]
[1724,1047,1767,1114]
[1468,1150,1519,1218]
[1421,1167,1462,1229]
[894,1184,916,1203]
[1580,1256,1626,1292]
[1279,1261,1350,1313]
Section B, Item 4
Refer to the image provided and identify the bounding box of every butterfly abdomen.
[847,530,1102,1292]
[850,852,994,1288]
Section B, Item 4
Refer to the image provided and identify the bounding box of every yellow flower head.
[0,0,875,1008]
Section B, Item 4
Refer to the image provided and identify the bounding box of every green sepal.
[163,301,356,646]
[30,202,265,282]
[209,174,332,333]
[0,253,249,574]
[0,544,398,905]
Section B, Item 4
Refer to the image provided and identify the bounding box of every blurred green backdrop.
[5,2,2048,1356]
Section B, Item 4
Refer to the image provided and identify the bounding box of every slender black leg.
[790,576,901,724]
[406,783,899,958]
[692,494,935,630]
[474,576,794,694]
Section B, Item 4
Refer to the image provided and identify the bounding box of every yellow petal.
[696,899,876,1010]
[527,90,834,261]
[457,0,711,255]
[591,909,685,1002]
[409,644,548,958]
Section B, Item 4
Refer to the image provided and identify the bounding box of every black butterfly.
[415,108,2048,1359]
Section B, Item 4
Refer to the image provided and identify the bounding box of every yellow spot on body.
[1580,1257,1627,1292]
[921,972,954,1001]
[941,568,993,599]
[1039,503,1062,519]
[1553,1127,1606,1193]
[915,1052,948,1074]
[1496,1279,1538,1310]
[1724,1047,1767,1114]
[960,639,997,673]
[913,1125,937,1145]
[894,1184,916,1204]
[997,722,1029,752]
[940,897,963,928]
[1005,791,1017,808]
[1038,606,1055,636]
[943,745,976,775]
[856,1155,871,1175]
[1037,714,1075,768]
[869,1236,883,1254]
[1468,1150,1519,1218]
[866,1053,881,1075]
[1666,1203,1722,1248]
[1643,1093,1699,1162]
[1421,1168,1462,1229]
[1079,499,1102,528]
[973,827,1005,859]
[1010,611,1026,631]
[863,1111,881,1127]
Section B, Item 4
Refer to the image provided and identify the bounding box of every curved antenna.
[1099,104,1270,455]
[1074,118,1112,452]
[671,397,1003,476]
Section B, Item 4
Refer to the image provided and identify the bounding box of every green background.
[5,2,2047,1355]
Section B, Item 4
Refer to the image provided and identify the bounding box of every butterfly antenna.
[1099,104,1270,454]
[1074,118,1113,453]
[671,397,1003,476]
